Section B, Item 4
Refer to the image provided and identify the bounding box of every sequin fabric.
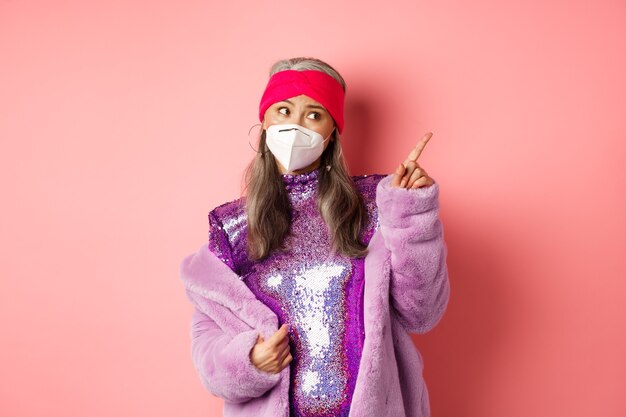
[207,167,385,417]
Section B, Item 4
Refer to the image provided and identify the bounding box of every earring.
[247,123,264,153]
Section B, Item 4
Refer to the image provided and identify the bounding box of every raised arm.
[376,131,450,333]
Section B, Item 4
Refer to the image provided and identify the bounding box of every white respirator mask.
[265,123,335,172]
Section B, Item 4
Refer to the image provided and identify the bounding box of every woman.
[180,57,450,417]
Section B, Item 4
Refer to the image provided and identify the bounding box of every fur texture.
[179,174,450,417]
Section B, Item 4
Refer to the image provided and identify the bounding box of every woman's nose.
[289,111,306,125]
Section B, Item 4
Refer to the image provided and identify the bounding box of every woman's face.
[261,94,336,174]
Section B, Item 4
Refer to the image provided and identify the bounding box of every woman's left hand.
[390,132,435,189]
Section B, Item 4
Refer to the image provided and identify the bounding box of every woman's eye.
[278,107,289,115]
[307,112,320,120]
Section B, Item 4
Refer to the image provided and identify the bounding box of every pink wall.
[1,1,624,416]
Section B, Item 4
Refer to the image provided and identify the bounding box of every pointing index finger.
[406,132,433,163]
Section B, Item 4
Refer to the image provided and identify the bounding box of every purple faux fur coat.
[179,174,450,417]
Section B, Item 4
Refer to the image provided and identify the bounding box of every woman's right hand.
[249,323,293,374]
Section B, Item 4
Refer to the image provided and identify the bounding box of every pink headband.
[258,69,345,134]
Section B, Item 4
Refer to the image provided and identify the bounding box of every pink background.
[1,1,625,416]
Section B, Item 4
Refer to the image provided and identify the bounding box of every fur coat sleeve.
[375,175,450,334]
[181,218,282,405]
[188,307,281,403]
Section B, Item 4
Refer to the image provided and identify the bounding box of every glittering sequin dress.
[207,167,385,417]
